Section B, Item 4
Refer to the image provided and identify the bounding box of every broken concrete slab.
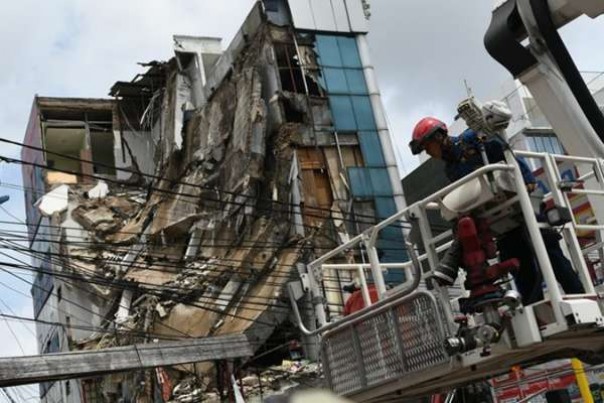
[36,184,70,216]
[72,205,119,232]
[87,180,109,199]
[46,171,78,185]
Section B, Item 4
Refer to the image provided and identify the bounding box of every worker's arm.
[485,137,536,185]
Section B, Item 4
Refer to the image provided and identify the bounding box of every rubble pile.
[32,6,363,401]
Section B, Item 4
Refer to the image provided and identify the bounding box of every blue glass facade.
[315,34,406,282]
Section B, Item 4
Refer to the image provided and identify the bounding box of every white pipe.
[365,236,387,299]
[307,267,328,327]
[356,34,406,213]
[357,265,372,308]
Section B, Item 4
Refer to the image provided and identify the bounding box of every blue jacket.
[444,129,536,184]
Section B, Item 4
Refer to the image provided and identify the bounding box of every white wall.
[288,0,369,33]
[115,130,156,180]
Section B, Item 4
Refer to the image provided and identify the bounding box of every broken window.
[264,0,280,12]
[44,126,87,173]
[274,43,305,94]
[43,123,116,179]
[313,34,376,132]
[90,130,116,175]
[274,42,323,96]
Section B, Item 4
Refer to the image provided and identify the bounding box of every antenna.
[463,79,473,97]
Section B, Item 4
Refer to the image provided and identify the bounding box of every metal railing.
[321,291,450,396]
[291,150,604,396]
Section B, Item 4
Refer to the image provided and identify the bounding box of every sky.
[0,0,602,397]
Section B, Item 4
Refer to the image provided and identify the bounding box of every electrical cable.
[0,228,373,299]
[0,296,36,338]
[0,248,195,340]
[0,257,301,327]
[0,144,410,230]
[0,305,27,355]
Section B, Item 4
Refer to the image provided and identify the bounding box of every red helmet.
[409,117,448,155]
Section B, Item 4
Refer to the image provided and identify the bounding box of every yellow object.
[571,358,593,403]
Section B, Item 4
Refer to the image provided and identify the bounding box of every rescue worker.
[409,117,585,304]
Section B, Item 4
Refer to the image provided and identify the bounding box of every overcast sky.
[0,0,602,389]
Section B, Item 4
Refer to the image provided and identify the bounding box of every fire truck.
[288,0,604,401]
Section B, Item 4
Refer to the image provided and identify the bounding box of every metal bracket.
[300,273,310,292]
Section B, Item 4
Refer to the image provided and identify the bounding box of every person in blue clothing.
[409,117,585,305]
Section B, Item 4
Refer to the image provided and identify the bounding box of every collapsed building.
[20,1,407,402]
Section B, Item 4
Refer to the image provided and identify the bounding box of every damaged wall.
[20,2,407,402]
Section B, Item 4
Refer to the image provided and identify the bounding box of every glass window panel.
[348,167,372,198]
[329,95,357,131]
[536,137,545,152]
[374,197,397,219]
[526,136,535,152]
[316,35,342,67]
[316,70,327,92]
[345,69,368,94]
[323,67,348,93]
[549,137,557,153]
[369,168,393,196]
[554,137,564,154]
[337,36,362,68]
[359,131,386,167]
[546,136,560,154]
[351,96,376,130]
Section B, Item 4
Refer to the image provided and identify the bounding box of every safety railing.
[289,163,518,340]
[321,291,450,396]
[516,150,604,294]
[290,150,604,398]
[303,163,515,327]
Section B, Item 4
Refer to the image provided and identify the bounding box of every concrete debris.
[36,184,70,216]
[71,193,141,236]
[87,180,109,199]
[46,171,78,185]
[27,9,379,402]
[171,377,206,403]
[239,361,322,400]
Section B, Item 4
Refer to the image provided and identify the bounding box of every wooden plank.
[0,334,252,387]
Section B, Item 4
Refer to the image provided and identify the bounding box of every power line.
[0,234,367,294]
[0,252,298,327]
[0,305,27,355]
[0,269,191,342]
[0,247,195,340]
[0,136,411,225]
[0,296,36,338]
